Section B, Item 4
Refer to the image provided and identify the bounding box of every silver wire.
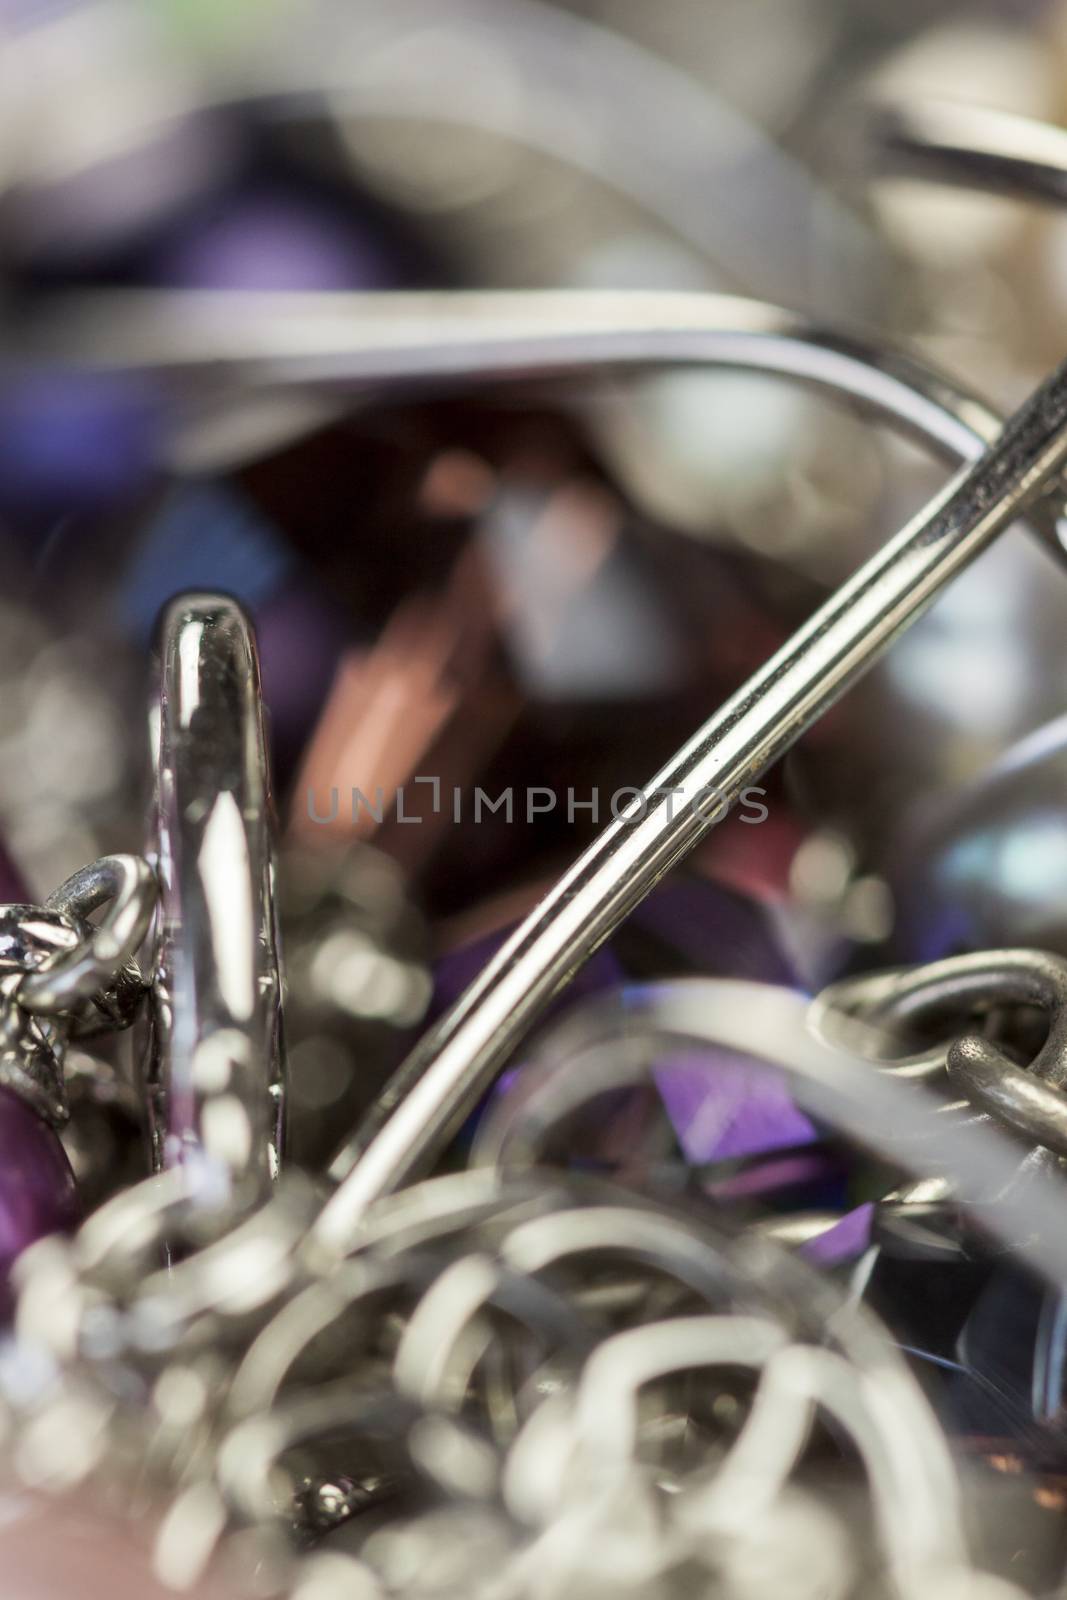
[148,593,285,1203]
[317,350,1067,1244]
[871,99,1067,209]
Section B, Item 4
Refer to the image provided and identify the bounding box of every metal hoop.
[148,593,284,1203]
[18,854,156,1021]
[23,285,1067,562]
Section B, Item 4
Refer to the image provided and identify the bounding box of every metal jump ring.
[26,286,1066,561]
[810,949,1067,1085]
[17,854,157,1020]
[812,949,1067,1162]
[946,1037,1067,1159]
[148,593,284,1203]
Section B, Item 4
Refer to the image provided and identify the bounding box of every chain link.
[0,855,156,1125]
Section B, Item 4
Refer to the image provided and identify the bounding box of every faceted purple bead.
[0,1086,78,1306]
[653,1050,816,1165]
[800,1202,874,1267]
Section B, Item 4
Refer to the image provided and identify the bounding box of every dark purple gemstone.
[800,1202,874,1266]
[0,1086,79,1307]
[654,1050,816,1165]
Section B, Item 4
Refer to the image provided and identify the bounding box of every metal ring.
[812,948,1067,1162]
[466,977,1067,1293]
[148,593,284,1204]
[17,855,157,1018]
[947,1035,1067,1159]
[21,285,1067,560]
[809,948,1067,1089]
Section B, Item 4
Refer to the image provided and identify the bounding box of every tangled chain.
[0,1166,1015,1599]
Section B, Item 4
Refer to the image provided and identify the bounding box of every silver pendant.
[148,594,285,1207]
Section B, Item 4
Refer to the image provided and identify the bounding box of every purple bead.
[653,1050,816,1165]
[800,1202,874,1267]
[0,1086,78,1307]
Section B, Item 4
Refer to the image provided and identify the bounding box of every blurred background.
[5,0,1067,1160]
[11,16,1067,1592]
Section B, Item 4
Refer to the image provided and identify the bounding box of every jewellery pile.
[10,4,1067,1594]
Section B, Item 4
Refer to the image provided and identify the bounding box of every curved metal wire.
[317,346,1067,1242]
[871,99,1067,209]
[19,854,156,1022]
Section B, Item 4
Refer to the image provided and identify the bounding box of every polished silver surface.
[871,99,1067,208]
[949,1036,1067,1160]
[0,857,157,1125]
[317,352,1067,1243]
[22,854,156,1027]
[149,594,284,1202]
[811,948,1067,1084]
[16,285,1067,548]
[8,975,1061,1598]
[814,949,1067,1162]
[16,286,1067,553]
[1,286,1048,452]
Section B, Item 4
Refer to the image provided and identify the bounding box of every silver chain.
[0,855,156,1125]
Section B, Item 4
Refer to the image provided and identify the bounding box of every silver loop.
[148,593,285,1204]
[811,949,1067,1165]
[946,1037,1067,1159]
[810,948,1067,1088]
[17,855,157,1018]
[19,287,1067,560]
